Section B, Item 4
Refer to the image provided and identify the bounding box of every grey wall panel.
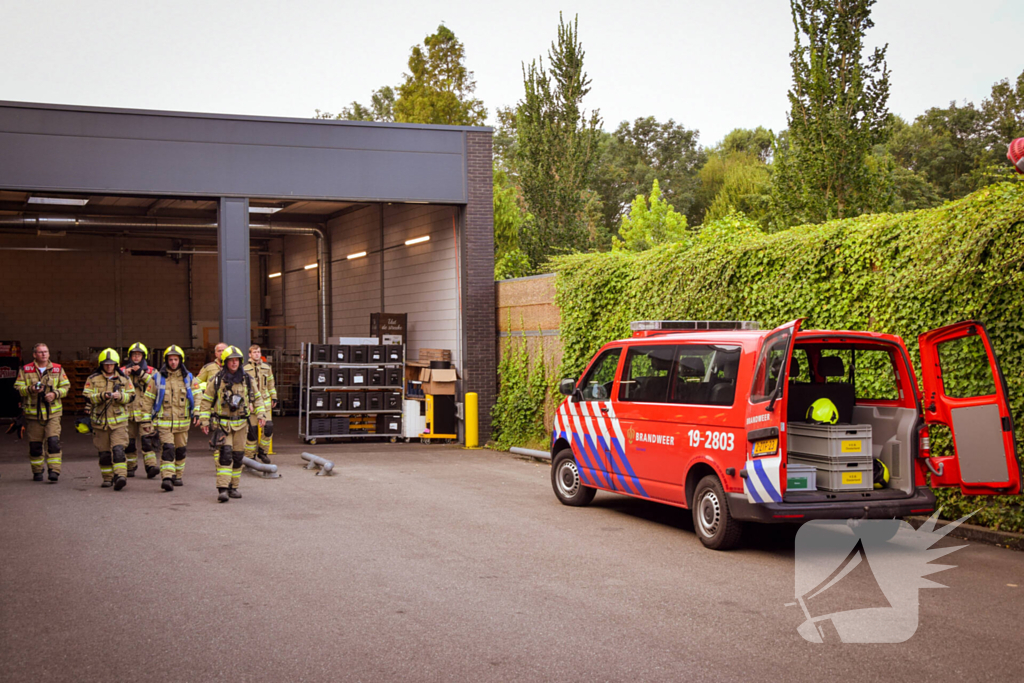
[0,102,473,202]
[218,198,251,349]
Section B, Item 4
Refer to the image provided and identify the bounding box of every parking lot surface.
[1,418,1021,682]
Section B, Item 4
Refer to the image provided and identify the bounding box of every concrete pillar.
[217,197,250,349]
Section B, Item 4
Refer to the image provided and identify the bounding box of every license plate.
[842,472,863,485]
[841,440,862,453]
[752,438,778,455]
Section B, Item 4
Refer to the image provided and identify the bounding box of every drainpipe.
[0,214,330,343]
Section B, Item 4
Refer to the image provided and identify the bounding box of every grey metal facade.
[0,101,473,203]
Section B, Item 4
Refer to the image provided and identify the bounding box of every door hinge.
[1003,416,1012,432]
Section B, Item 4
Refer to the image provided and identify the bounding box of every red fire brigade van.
[550,320,1020,550]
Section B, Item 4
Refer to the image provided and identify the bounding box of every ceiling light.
[347,251,367,260]
[27,196,89,206]
[249,206,282,214]
[304,263,318,270]
[268,272,282,278]
[404,235,430,246]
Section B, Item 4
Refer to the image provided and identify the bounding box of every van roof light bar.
[630,320,761,333]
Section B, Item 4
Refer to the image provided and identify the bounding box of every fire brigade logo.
[789,511,974,643]
[627,426,635,444]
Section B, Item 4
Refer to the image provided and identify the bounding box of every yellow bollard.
[465,392,479,449]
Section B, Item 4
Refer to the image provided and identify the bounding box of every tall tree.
[770,0,892,227]
[512,13,602,266]
[393,25,487,126]
[614,179,690,252]
[592,117,706,231]
[315,87,396,122]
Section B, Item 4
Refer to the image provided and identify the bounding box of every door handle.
[600,407,609,414]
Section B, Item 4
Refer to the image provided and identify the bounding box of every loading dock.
[0,101,496,439]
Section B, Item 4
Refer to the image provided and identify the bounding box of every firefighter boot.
[218,488,230,503]
[33,472,44,482]
[216,446,233,502]
[112,445,128,490]
[256,449,270,464]
[29,441,44,479]
[228,488,242,499]
[48,470,59,482]
[160,443,175,491]
[126,437,137,476]
[46,436,62,480]
[99,450,114,486]
[173,446,186,486]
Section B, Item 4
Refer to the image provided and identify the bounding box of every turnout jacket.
[122,362,156,422]
[195,361,221,395]
[14,362,71,419]
[198,368,266,432]
[83,370,136,429]
[140,366,198,432]
[243,360,277,407]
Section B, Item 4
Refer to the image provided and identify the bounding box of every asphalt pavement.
[1,417,1021,682]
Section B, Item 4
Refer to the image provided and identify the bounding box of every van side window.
[672,344,742,406]
[618,346,675,403]
[936,333,997,398]
[751,334,789,403]
[854,349,899,400]
[578,348,621,401]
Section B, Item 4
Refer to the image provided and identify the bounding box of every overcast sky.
[2,1,1021,146]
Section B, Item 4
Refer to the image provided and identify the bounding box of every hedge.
[550,181,1024,532]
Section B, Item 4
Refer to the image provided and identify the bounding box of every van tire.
[692,475,743,550]
[552,449,596,507]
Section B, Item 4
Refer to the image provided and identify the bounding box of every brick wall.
[464,132,496,440]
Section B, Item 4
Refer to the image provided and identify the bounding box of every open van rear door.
[919,321,1021,495]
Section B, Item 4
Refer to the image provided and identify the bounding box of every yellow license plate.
[841,440,862,453]
[842,472,863,485]
[752,438,778,455]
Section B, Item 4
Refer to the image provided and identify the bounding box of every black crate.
[350,368,368,387]
[367,391,383,410]
[386,367,402,387]
[310,391,330,411]
[351,345,367,363]
[331,344,350,363]
[385,391,402,410]
[332,367,350,387]
[368,345,385,363]
[310,417,332,436]
[312,344,331,363]
[376,414,402,434]
[311,366,330,387]
[331,393,348,411]
[331,417,350,434]
[347,391,367,411]
[386,345,403,363]
[369,368,383,386]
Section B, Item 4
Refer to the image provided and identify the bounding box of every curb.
[905,516,1024,551]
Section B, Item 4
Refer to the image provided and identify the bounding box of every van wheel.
[692,475,743,550]
[551,449,596,507]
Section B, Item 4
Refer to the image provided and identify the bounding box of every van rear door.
[918,321,1021,495]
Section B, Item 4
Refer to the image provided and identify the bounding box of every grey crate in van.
[788,423,872,459]
[813,462,873,491]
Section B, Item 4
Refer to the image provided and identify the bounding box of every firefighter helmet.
[164,345,185,360]
[806,398,839,425]
[220,346,244,364]
[128,342,149,357]
[98,348,120,366]
[874,458,890,489]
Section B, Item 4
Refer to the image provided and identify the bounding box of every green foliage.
[491,320,550,450]
[393,25,487,126]
[511,13,603,266]
[614,179,691,251]
[702,152,772,224]
[495,249,532,280]
[593,117,706,230]
[314,87,396,122]
[771,0,892,226]
[553,182,1024,531]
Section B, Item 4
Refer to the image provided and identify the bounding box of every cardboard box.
[418,348,451,362]
[419,367,457,396]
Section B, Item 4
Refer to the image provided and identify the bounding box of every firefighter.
[244,344,277,463]
[122,342,159,478]
[198,346,266,503]
[13,343,71,481]
[83,348,135,490]
[194,342,227,405]
[140,345,197,492]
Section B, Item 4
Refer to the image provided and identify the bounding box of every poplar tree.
[770,0,892,227]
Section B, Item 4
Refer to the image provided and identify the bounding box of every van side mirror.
[559,378,577,396]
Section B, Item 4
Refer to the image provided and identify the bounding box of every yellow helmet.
[98,348,120,365]
[164,345,185,360]
[128,342,148,357]
[220,345,243,363]
[806,398,839,425]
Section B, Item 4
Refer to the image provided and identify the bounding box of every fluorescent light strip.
[404,235,430,246]
[268,272,282,278]
[347,251,367,260]
[304,263,318,270]
[249,206,282,214]
[27,196,89,206]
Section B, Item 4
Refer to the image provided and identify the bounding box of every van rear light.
[919,427,931,457]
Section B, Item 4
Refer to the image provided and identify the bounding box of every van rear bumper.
[726,487,936,523]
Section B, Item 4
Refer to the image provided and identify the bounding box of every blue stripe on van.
[611,437,648,497]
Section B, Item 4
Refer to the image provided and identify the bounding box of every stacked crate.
[62,360,94,413]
